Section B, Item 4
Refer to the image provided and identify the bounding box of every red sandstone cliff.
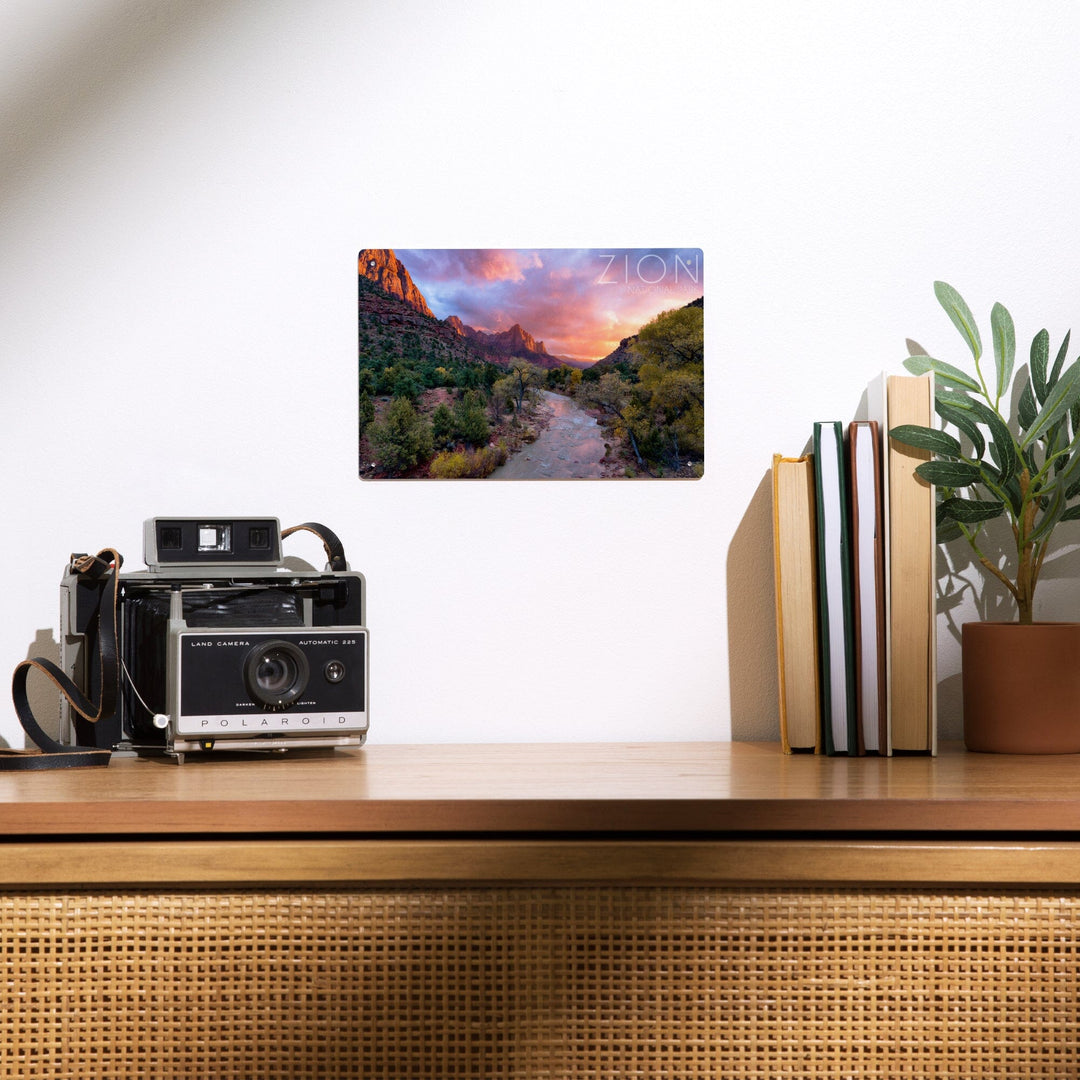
[358,249,435,319]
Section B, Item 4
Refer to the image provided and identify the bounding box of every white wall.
[3,0,1079,748]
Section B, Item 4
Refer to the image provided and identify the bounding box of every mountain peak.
[358,249,435,319]
[504,323,548,355]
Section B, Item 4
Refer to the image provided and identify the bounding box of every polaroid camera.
[57,517,368,762]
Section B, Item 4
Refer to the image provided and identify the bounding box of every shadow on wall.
[936,526,1080,740]
[729,455,1080,747]
[10,629,63,751]
[726,470,780,741]
[2,0,237,197]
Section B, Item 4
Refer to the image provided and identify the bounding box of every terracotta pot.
[963,622,1080,753]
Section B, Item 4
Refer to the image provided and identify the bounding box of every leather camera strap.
[281,522,348,571]
[3,523,348,771]
[4,549,121,770]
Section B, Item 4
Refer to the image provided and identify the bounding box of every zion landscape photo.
[358,248,704,479]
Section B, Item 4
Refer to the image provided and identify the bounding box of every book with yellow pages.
[771,453,821,753]
[866,372,938,754]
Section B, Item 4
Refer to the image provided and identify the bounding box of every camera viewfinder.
[249,526,271,550]
[198,524,232,553]
[145,517,284,569]
[160,527,183,550]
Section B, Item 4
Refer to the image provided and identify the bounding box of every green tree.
[375,366,396,395]
[453,392,491,448]
[507,359,544,414]
[630,304,705,468]
[546,365,572,391]
[578,371,648,470]
[632,303,704,370]
[392,368,421,401]
[358,389,375,438]
[366,398,433,475]
[431,402,455,448]
[491,376,516,419]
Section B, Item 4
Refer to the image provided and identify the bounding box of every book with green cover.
[812,421,859,754]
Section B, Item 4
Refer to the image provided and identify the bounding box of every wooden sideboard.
[1,741,1078,1077]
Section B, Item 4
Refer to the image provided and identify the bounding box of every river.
[491,391,609,479]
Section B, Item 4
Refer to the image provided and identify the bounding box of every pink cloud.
[399,248,542,285]
[395,249,703,362]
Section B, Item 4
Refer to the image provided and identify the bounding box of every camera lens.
[244,641,309,709]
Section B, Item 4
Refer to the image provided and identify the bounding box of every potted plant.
[890,281,1080,752]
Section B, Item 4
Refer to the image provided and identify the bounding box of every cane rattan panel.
[0,885,1077,1078]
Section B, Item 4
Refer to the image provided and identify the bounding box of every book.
[866,373,937,754]
[812,422,858,754]
[847,420,887,754]
[771,453,821,753]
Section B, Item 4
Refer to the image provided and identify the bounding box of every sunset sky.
[395,248,703,362]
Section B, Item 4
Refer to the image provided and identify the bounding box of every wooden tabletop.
[2,741,1080,837]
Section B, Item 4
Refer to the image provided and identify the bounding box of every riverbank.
[491,391,630,479]
[360,387,643,479]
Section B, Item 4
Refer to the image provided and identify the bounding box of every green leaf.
[1002,474,1024,516]
[977,460,1006,489]
[1050,329,1071,388]
[937,520,966,543]
[916,460,982,486]
[935,386,976,409]
[1018,379,1038,431]
[968,400,1018,484]
[888,424,962,457]
[935,280,983,361]
[1027,489,1066,545]
[938,496,1005,524]
[903,354,980,391]
[1062,504,1080,521]
[1031,329,1050,403]
[1053,429,1071,474]
[1021,443,1039,478]
[991,301,1015,403]
[935,399,985,459]
[1021,356,1080,448]
[1051,446,1080,498]
[1045,415,1069,463]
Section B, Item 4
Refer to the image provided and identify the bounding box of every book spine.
[812,422,858,755]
